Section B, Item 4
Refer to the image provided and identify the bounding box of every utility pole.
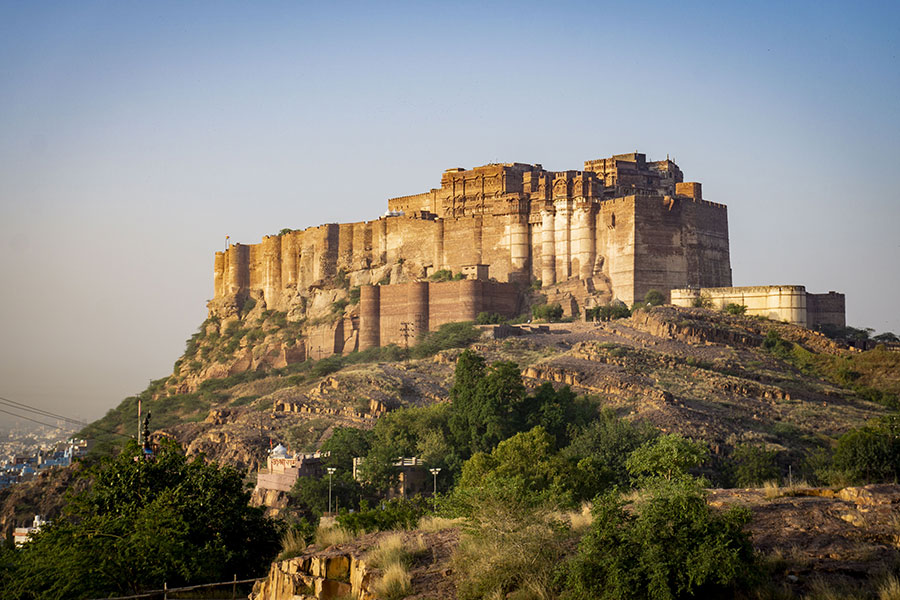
[399,322,414,357]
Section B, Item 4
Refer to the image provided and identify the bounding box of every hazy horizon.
[1,1,898,429]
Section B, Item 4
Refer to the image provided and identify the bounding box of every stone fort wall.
[212,153,733,313]
[359,280,520,350]
[670,286,846,329]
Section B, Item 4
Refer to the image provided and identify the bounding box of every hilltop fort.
[207,152,843,361]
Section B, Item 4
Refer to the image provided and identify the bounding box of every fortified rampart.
[670,286,846,329]
[211,152,732,315]
[358,279,520,350]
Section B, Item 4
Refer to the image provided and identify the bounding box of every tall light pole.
[429,468,441,510]
[327,467,336,515]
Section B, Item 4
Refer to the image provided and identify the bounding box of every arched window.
[610,213,616,228]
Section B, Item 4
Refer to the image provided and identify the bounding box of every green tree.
[561,409,657,500]
[724,303,747,315]
[729,443,779,487]
[626,433,708,484]
[643,289,666,306]
[564,480,756,600]
[2,440,278,599]
[832,418,900,483]
[457,427,570,507]
[532,302,564,322]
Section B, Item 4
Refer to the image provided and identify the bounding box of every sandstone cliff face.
[251,528,458,600]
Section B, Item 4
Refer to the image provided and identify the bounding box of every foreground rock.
[252,528,458,600]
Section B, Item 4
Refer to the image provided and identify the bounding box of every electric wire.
[0,395,90,427]
[0,394,133,440]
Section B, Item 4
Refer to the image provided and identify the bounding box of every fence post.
[163,581,167,600]
[232,573,237,600]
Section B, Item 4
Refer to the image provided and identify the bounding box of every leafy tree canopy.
[1,440,278,600]
[626,433,708,485]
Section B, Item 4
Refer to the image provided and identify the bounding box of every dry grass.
[879,575,900,600]
[763,480,782,498]
[276,528,309,561]
[314,523,354,548]
[417,515,463,532]
[367,533,408,569]
[373,562,411,600]
[762,479,814,499]
[550,502,593,532]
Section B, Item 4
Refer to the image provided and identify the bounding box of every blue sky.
[1,1,898,424]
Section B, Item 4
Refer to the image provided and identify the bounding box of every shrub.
[532,302,564,322]
[564,481,756,600]
[330,298,349,316]
[475,311,506,325]
[429,269,454,282]
[452,494,569,600]
[277,521,314,561]
[410,321,481,358]
[691,295,713,308]
[336,498,429,534]
[724,303,747,315]
[730,443,779,487]
[334,268,349,289]
[832,418,900,484]
[761,329,794,360]
[586,302,631,322]
[643,289,666,306]
[349,286,361,305]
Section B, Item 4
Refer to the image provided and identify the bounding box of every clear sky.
[1,1,898,426]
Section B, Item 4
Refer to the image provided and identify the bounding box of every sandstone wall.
[358,280,520,350]
[807,292,846,329]
[211,155,733,318]
[671,285,810,326]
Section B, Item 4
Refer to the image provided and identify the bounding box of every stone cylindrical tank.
[407,281,429,336]
[541,210,556,286]
[458,279,482,321]
[359,285,381,351]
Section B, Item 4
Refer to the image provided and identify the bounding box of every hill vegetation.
[4,304,900,599]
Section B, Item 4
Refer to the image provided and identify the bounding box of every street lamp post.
[429,468,441,510]
[327,467,336,515]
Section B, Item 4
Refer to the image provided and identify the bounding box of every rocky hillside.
[77,304,897,476]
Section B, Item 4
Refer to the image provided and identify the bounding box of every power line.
[0,395,90,427]
[0,407,78,433]
[0,394,133,440]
